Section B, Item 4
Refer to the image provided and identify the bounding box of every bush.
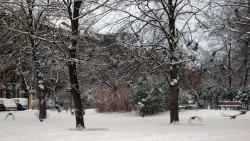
[220,87,238,101]
[132,77,170,117]
[235,89,250,110]
[215,87,250,110]
[93,87,133,113]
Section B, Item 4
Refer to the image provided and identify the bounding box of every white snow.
[173,79,178,84]
[170,82,175,86]
[38,84,45,90]
[170,79,178,86]
[38,80,43,84]
[37,72,43,77]
[0,109,250,141]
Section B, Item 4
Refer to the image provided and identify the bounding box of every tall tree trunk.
[243,0,250,89]
[32,40,47,121]
[243,41,249,89]
[227,43,232,88]
[68,1,85,128]
[27,0,46,120]
[168,0,179,123]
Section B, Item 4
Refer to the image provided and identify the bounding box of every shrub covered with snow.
[216,87,250,110]
[235,89,250,109]
[219,88,238,101]
[132,76,170,117]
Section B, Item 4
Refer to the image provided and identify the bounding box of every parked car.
[12,98,28,110]
[0,98,17,111]
[0,103,5,111]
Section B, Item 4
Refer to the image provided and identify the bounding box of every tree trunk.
[243,41,249,89]
[227,43,232,88]
[168,0,179,123]
[68,1,85,128]
[68,48,85,128]
[169,71,179,123]
[244,0,250,89]
[32,42,47,121]
[27,0,46,120]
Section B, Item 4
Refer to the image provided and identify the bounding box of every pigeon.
[189,116,202,124]
[229,115,238,119]
[190,116,202,121]
[4,113,15,120]
[221,111,247,119]
[239,110,247,115]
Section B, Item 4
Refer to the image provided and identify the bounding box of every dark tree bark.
[227,42,232,88]
[27,0,46,120]
[167,0,179,123]
[243,0,250,89]
[243,41,249,89]
[68,0,85,128]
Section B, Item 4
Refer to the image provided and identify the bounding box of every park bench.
[218,101,242,110]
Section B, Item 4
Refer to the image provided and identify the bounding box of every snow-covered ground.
[0,109,249,141]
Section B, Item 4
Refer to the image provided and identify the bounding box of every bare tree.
[59,0,110,128]
[0,0,61,121]
[106,0,209,123]
[205,0,250,88]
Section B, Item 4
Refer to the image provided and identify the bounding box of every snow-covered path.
[0,109,249,141]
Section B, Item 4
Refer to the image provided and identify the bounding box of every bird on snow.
[229,115,238,119]
[221,111,237,119]
[189,116,202,124]
[221,111,247,119]
[239,110,247,115]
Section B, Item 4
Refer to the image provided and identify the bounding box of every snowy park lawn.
[0,109,250,141]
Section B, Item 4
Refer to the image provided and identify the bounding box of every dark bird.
[221,111,235,119]
[234,8,239,14]
[203,68,208,72]
[86,48,95,58]
[108,63,118,70]
[221,111,247,119]
[4,113,15,120]
[206,86,214,90]
[229,115,238,119]
[192,43,198,51]
[239,110,247,115]
[187,41,192,46]
[189,116,202,124]
[212,51,217,57]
